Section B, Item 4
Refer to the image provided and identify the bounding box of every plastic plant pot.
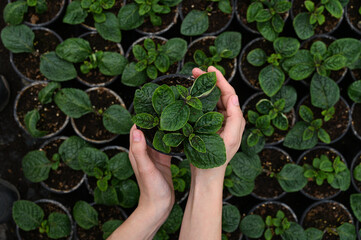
[0,178,20,224]
[351,103,361,141]
[345,0,361,36]
[351,150,361,193]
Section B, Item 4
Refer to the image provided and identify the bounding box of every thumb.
[130,127,155,174]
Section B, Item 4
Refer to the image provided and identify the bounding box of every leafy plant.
[132,72,226,169]
[246,0,291,41]
[240,210,306,240]
[63,0,121,42]
[154,204,183,240]
[293,0,346,40]
[171,162,190,193]
[303,154,351,191]
[348,80,361,103]
[12,200,71,239]
[118,0,182,31]
[221,204,241,240]
[3,0,47,25]
[354,162,361,182]
[121,37,187,87]
[180,0,232,36]
[305,223,357,240]
[282,39,361,81]
[350,193,361,223]
[73,201,123,239]
[246,37,300,96]
[180,31,242,77]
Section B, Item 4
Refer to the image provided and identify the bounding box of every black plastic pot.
[296,146,347,200]
[76,31,125,87]
[9,27,63,83]
[0,75,10,112]
[351,150,361,193]
[351,103,361,141]
[0,178,20,224]
[39,136,86,194]
[357,221,360,240]
[345,0,361,36]
[16,199,74,240]
[14,82,70,139]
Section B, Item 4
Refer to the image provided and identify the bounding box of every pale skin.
[108,66,245,240]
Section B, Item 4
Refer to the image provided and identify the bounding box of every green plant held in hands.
[246,0,291,41]
[3,0,47,25]
[154,204,184,240]
[181,32,242,77]
[121,37,187,87]
[180,0,232,36]
[12,200,71,239]
[247,37,300,97]
[132,72,226,169]
[293,0,346,40]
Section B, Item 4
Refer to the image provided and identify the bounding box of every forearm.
[179,167,226,240]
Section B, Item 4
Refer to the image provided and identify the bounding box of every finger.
[147,147,171,167]
[222,95,244,149]
[129,125,139,175]
[208,66,236,105]
[192,68,206,79]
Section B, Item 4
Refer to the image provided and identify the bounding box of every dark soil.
[16,84,67,135]
[302,202,353,240]
[240,38,275,89]
[353,154,361,191]
[243,93,296,144]
[223,229,242,240]
[19,201,70,240]
[301,36,347,84]
[299,148,342,199]
[292,0,342,35]
[250,202,296,240]
[184,37,235,81]
[76,32,123,85]
[76,204,125,240]
[351,69,361,80]
[41,138,84,192]
[181,0,233,34]
[12,30,60,81]
[73,88,122,142]
[10,0,64,25]
[352,103,361,138]
[82,0,123,29]
[300,97,350,142]
[347,0,361,33]
[253,148,292,199]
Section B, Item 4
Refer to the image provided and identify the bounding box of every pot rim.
[351,149,361,193]
[345,3,361,36]
[351,102,361,141]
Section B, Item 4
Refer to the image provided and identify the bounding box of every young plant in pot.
[180,31,242,83]
[245,37,300,97]
[13,199,73,239]
[171,160,191,203]
[348,80,361,140]
[351,193,361,233]
[351,151,361,192]
[22,136,89,193]
[346,0,361,35]
[132,72,227,169]
[153,204,184,240]
[180,0,233,36]
[73,200,126,240]
[63,0,122,42]
[121,37,187,87]
[221,203,242,240]
[292,0,347,40]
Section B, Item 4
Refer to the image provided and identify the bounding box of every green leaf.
[59,136,89,170]
[227,173,255,197]
[102,220,123,239]
[54,88,93,118]
[248,110,260,124]
[311,41,327,56]
[63,1,88,24]
[323,54,347,71]
[103,104,132,134]
[191,72,217,98]
[147,65,158,80]
[325,0,343,18]
[257,21,278,42]
[348,80,361,103]
[337,223,356,240]
[118,3,144,30]
[163,133,185,147]
[194,112,224,134]
[47,212,71,239]
[22,150,51,182]
[240,215,265,238]
[108,152,133,181]
[271,86,297,112]
[189,134,206,153]
[305,228,323,240]
[56,38,92,63]
[1,25,34,53]
[284,122,318,150]
[160,101,190,131]
[121,62,147,87]
[255,9,272,22]
[180,62,198,75]
[185,134,226,169]
[73,201,98,230]
[272,14,284,33]
[181,10,209,36]
[330,169,351,191]
[193,50,207,66]
[4,1,28,25]
[328,38,361,66]
[293,13,314,40]
[38,82,60,104]
[222,204,241,233]
[218,0,232,14]
[277,164,308,192]
[40,52,77,82]
[163,38,188,63]
[132,113,158,129]
[350,193,361,222]
[282,50,314,73]
[133,83,158,115]
[153,130,171,153]
[162,204,183,234]
[99,52,127,76]
[299,105,314,123]
[247,2,263,22]
[94,186,119,206]
[256,115,271,131]
[200,86,221,112]
[259,65,285,97]
[24,109,47,138]
[247,131,260,147]
[310,74,340,109]
[230,152,262,181]
[133,45,147,61]
[186,97,203,110]
[273,37,300,58]
[281,222,306,240]
[152,85,175,115]
[182,123,193,137]
[78,147,108,176]
[115,179,139,208]
[215,31,242,59]
[354,164,361,181]
[274,1,292,13]
[272,113,288,130]
[247,48,267,67]
[12,200,44,231]
[241,129,265,154]
[256,99,273,115]
[289,64,315,81]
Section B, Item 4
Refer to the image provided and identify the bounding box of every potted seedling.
[4,0,66,27]
[180,31,242,83]
[122,36,187,87]
[73,200,127,240]
[132,72,227,169]
[154,204,184,240]
[236,0,291,42]
[171,160,191,203]
[349,80,361,140]
[351,151,361,192]
[118,0,181,35]
[180,0,233,36]
[13,199,73,239]
[346,0,361,35]
[63,0,122,42]
[292,0,346,40]
[22,136,88,194]
[297,146,350,200]
[301,200,356,240]
[241,37,300,96]
[221,204,242,240]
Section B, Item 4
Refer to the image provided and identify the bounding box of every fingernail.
[133,130,141,142]
[232,95,239,106]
